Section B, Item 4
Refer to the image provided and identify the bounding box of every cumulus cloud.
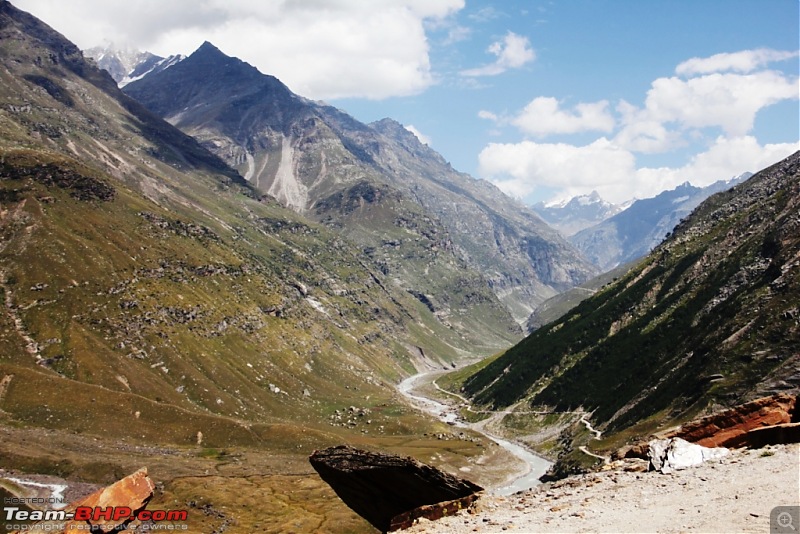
[15,0,464,100]
[460,31,535,76]
[606,48,799,154]
[477,138,636,201]
[404,124,432,145]
[636,136,799,191]
[478,47,798,166]
[676,48,800,76]
[478,135,798,204]
[511,97,615,137]
[613,100,684,153]
[639,71,798,136]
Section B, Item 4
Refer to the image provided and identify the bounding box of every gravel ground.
[406,444,800,533]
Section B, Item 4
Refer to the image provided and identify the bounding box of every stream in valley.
[398,371,551,496]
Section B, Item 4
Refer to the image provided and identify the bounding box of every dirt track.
[407,443,800,533]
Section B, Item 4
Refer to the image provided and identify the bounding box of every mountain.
[123,42,598,326]
[571,176,750,270]
[0,2,513,531]
[524,260,638,334]
[533,191,623,237]
[459,152,800,475]
[84,42,183,86]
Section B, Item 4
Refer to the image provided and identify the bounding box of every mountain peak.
[195,41,224,56]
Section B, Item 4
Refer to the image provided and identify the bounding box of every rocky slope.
[571,176,750,270]
[459,152,800,475]
[123,42,597,327]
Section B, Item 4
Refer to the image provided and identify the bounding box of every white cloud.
[511,97,615,137]
[613,100,684,153]
[612,68,798,153]
[676,48,800,76]
[442,25,471,45]
[477,138,636,201]
[636,136,799,191]
[467,6,503,22]
[478,136,798,204]
[15,0,465,100]
[404,124,432,145]
[460,31,535,77]
[641,71,799,136]
[478,110,498,121]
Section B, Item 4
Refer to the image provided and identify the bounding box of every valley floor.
[406,443,800,533]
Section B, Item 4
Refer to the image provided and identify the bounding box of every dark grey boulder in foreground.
[309,445,483,532]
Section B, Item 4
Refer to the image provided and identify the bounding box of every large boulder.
[309,445,483,532]
[647,437,728,474]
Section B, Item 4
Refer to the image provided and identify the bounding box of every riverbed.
[397,371,551,496]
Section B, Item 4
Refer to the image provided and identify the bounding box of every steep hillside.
[462,152,800,450]
[0,3,513,531]
[124,43,597,326]
[525,260,639,334]
[571,176,749,270]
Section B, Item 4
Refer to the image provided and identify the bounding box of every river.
[397,371,551,496]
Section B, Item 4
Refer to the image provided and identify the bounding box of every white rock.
[648,437,728,474]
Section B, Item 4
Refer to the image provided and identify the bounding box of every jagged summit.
[534,191,621,237]
[125,41,296,123]
[196,40,222,54]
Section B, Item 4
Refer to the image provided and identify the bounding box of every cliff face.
[463,151,800,434]
[124,43,597,329]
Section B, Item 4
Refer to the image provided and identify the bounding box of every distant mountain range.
[537,177,751,271]
[121,41,598,326]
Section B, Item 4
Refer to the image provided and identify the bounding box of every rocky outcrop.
[667,394,798,448]
[616,394,799,464]
[309,445,482,532]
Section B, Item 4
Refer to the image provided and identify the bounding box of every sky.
[14,0,800,205]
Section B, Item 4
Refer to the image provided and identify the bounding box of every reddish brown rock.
[34,467,155,532]
[309,445,482,532]
[668,394,797,448]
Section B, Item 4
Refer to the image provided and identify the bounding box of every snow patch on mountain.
[534,191,622,237]
[84,42,183,87]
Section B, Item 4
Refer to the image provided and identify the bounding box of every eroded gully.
[398,371,552,496]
